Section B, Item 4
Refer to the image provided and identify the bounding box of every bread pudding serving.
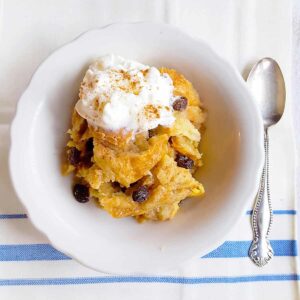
[63,54,206,222]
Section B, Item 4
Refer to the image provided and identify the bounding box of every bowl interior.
[10,23,263,273]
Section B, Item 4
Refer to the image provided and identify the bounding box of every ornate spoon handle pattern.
[249,130,274,267]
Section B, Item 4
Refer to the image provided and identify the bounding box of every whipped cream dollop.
[75,54,175,133]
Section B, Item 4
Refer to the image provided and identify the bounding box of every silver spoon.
[247,58,286,267]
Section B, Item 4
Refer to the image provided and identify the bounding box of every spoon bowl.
[247,57,286,128]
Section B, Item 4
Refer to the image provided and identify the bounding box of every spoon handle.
[249,129,274,266]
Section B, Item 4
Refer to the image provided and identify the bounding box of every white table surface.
[292,0,300,251]
[0,0,299,299]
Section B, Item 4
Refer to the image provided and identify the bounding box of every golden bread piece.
[185,106,206,130]
[171,136,202,166]
[160,68,201,106]
[91,155,204,221]
[157,117,200,142]
[93,134,169,187]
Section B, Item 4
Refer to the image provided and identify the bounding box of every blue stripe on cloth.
[246,210,297,215]
[0,214,27,219]
[203,240,297,258]
[0,240,296,261]
[0,244,70,261]
[0,210,296,219]
[0,274,299,286]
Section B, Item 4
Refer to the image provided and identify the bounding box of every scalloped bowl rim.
[9,22,264,274]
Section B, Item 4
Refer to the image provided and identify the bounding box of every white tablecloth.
[0,0,299,299]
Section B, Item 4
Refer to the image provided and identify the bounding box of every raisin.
[132,185,149,203]
[82,138,94,167]
[82,158,93,168]
[172,96,188,111]
[68,147,81,166]
[175,154,194,169]
[82,153,93,168]
[112,181,120,188]
[85,138,94,152]
[73,184,89,203]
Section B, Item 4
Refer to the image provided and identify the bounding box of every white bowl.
[9,22,264,274]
